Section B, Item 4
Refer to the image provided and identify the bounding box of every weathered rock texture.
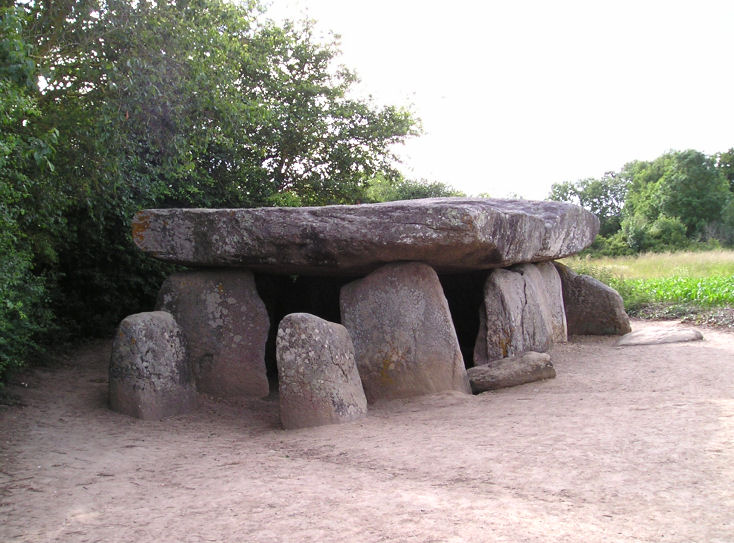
[467,352,556,393]
[276,313,367,429]
[340,262,471,403]
[156,270,269,398]
[473,266,554,365]
[109,311,196,420]
[133,198,599,275]
[527,261,568,343]
[554,262,631,335]
[617,327,703,346]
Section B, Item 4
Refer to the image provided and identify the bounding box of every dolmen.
[110,197,630,426]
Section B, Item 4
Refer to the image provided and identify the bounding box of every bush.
[648,215,688,251]
[0,6,56,380]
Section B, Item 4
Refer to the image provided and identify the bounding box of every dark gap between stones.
[439,271,486,369]
[255,270,487,392]
[255,274,357,393]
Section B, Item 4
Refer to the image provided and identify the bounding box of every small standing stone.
[157,270,270,398]
[467,352,556,393]
[340,262,471,403]
[276,313,367,430]
[109,311,196,420]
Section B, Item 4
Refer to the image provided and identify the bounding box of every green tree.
[548,172,628,236]
[362,174,463,203]
[652,150,729,237]
[717,148,734,192]
[13,0,420,338]
[0,6,57,378]
[621,150,730,241]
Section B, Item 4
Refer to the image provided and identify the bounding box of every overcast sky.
[264,0,734,199]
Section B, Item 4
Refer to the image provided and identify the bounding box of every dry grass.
[563,249,734,279]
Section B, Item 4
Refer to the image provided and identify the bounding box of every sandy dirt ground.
[1,320,733,543]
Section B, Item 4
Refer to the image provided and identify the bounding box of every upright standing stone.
[474,267,553,365]
[340,262,471,403]
[516,262,568,343]
[109,311,196,420]
[156,270,270,398]
[554,262,631,335]
[276,313,367,429]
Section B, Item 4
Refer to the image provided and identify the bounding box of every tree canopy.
[549,149,734,255]
[1,0,427,378]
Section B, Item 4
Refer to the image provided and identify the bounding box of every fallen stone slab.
[156,270,270,398]
[109,311,196,420]
[340,262,471,403]
[132,198,599,275]
[276,313,367,429]
[617,327,704,346]
[467,352,556,393]
[554,262,631,335]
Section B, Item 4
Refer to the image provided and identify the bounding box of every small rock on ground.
[617,327,704,346]
[467,351,556,393]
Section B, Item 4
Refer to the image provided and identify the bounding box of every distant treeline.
[548,148,734,255]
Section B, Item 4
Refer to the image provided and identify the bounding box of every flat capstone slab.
[132,198,599,275]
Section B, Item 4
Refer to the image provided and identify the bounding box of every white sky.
[263,0,734,199]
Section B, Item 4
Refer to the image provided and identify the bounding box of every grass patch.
[565,249,734,279]
[562,250,734,329]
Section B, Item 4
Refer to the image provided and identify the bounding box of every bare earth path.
[1,320,733,542]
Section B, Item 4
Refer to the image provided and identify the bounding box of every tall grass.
[562,250,734,312]
[565,249,734,279]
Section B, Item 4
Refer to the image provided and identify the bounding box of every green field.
[562,250,734,314]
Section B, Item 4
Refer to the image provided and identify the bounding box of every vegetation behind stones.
[0,0,456,381]
[564,250,734,329]
[2,0,733,381]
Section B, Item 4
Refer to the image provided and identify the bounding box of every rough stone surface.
[473,267,553,365]
[528,261,568,343]
[109,311,196,420]
[340,262,471,403]
[467,352,556,393]
[276,313,367,429]
[617,327,704,346]
[156,270,269,398]
[554,262,631,335]
[132,198,600,275]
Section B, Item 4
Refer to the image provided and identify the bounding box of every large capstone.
[156,270,270,398]
[340,262,471,403]
[132,198,599,274]
[554,262,631,335]
[109,311,196,420]
[276,313,367,429]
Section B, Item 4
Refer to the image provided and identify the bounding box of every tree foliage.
[717,148,734,192]
[550,149,734,256]
[361,174,464,203]
[548,172,627,236]
[0,5,58,378]
[1,0,420,376]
